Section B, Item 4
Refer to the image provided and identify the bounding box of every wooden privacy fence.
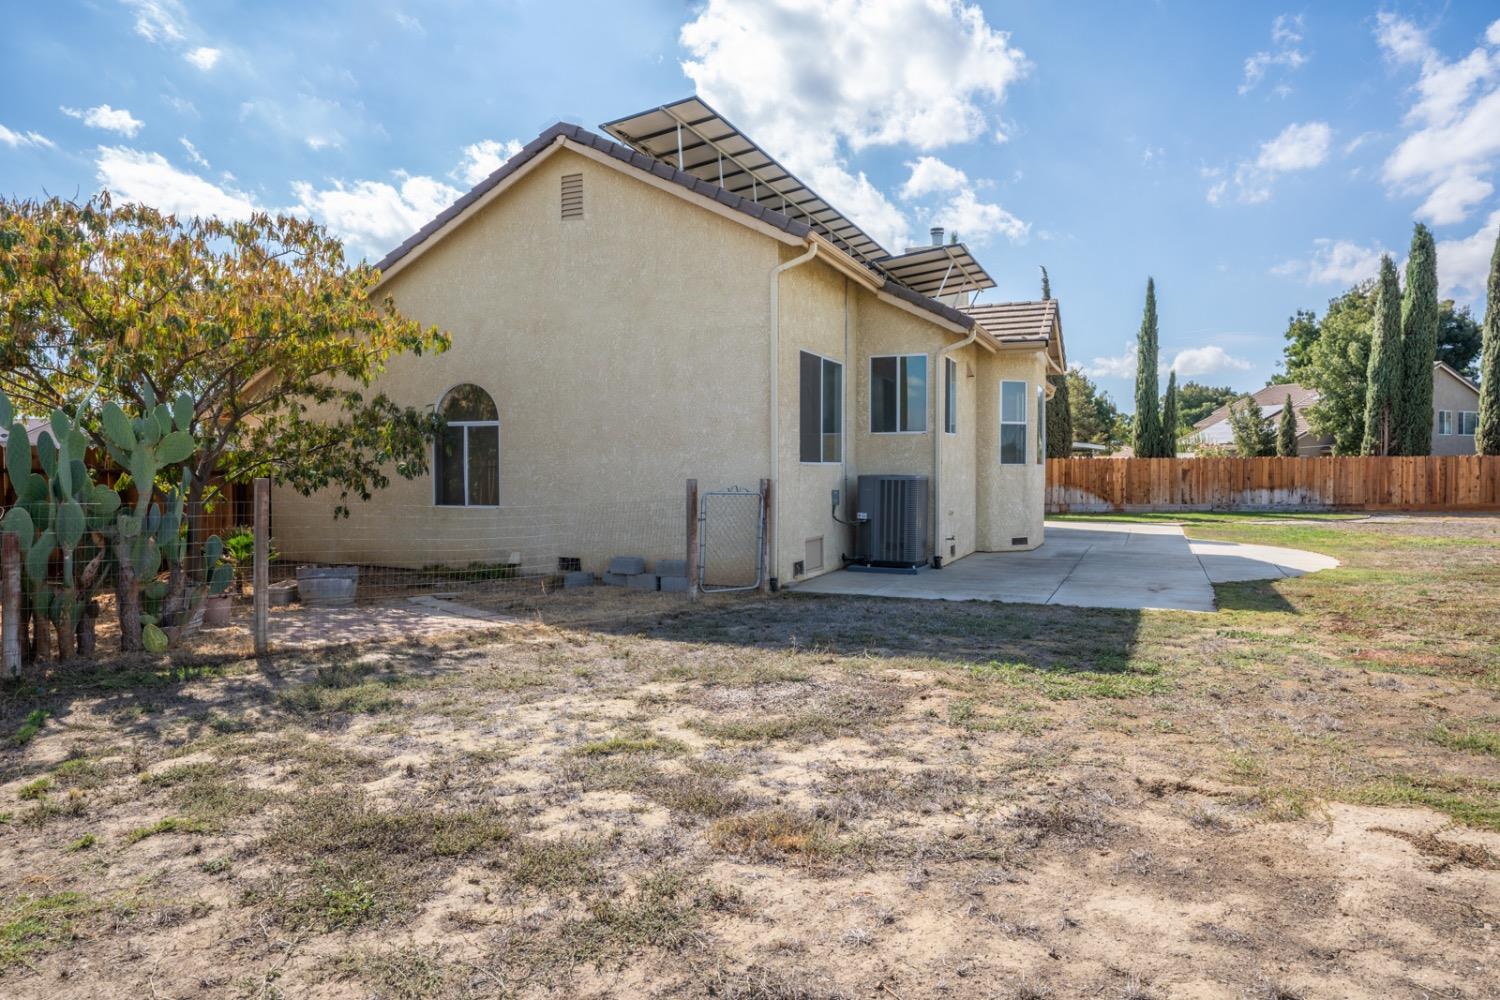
[1047,455,1500,512]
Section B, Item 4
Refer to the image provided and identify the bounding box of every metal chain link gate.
[697,485,764,592]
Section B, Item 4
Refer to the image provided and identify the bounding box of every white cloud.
[1255,121,1332,171]
[120,0,186,43]
[179,137,209,168]
[1208,121,1331,204]
[95,146,257,220]
[1169,345,1252,377]
[290,175,461,259]
[184,46,221,70]
[900,155,969,199]
[1083,343,1139,380]
[62,104,144,137]
[679,0,1029,251]
[453,138,524,186]
[931,188,1028,244]
[394,11,423,33]
[1436,209,1500,300]
[1272,238,1389,286]
[1377,13,1500,226]
[0,123,54,149]
[1240,14,1307,95]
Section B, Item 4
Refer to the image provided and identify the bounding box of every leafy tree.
[1176,381,1239,429]
[1398,223,1439,455]
[1362,256,1403,456]
[0,195,450,591]
[1062,367,1124,448]
[1438,300,1483,376]
[1045,372,1072,458]
[1276,393,1298,456]
[1278,308,1321,381]
[1227,394,1274,456]
[1302,282,1374,455]
[1478,226,1500,455]
[1161,370,1179,457]
[1132,278,1164,457]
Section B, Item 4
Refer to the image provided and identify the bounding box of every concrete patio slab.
[790,520,1338,612]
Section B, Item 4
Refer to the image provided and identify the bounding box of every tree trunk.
[77,602,97,657]
[115,540,142,653]
[54,617,75,661]
[31,606,51,662]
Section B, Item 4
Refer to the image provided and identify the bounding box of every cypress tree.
[1132,278,1162,457]
[1046,372,1073,458]
[1040,265,1051,301]
[1398,223,1439,454]
[1162,370,1179,457]
[1362,255,1403,456]
[1478,226,1500,455]
[1276,393,1298,456]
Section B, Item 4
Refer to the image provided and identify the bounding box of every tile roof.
[961,299,1058,344]
[1194,382,1319,432]
[371,121,973,330]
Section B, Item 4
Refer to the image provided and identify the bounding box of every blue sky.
[3,1,1499,410]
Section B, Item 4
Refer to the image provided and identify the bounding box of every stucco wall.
[1431,366,1481,456]
[975,348,1049,551]
[273,146,781,575]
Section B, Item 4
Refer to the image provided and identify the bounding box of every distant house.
[1191,383,1329,456]
[1189,363,1481,457]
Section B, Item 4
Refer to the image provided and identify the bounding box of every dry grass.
[0,513,1496,997]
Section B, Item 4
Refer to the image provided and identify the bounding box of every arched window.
[435,384,499,506]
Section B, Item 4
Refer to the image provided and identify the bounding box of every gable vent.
[560,173,583,220]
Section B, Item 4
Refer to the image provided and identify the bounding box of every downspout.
[768,240,820,588]
[933,325,979,568]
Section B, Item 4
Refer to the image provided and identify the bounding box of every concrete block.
[601,572,629,586]
[563,571,595,588]
[659,575,690,593]
[655,559,689,578]
[608,555,646,576]
[626,573,660,591]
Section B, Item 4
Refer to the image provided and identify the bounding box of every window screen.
[870,354,927,433]
[799,351,842,463]
[944,357,957,434]
[1459,410,1479,435]
[1000,380,1027,465]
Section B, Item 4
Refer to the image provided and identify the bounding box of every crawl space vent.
[1011,536,1028,547]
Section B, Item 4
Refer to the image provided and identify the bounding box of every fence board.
[1047,455,1500,512]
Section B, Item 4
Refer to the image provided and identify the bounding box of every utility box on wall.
[854,474,930,568]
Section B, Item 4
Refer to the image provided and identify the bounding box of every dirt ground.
[1,514,1497,999]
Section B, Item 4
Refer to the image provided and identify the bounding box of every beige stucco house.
[271,98,1066,587]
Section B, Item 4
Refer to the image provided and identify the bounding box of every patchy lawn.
[1,514,1497,999]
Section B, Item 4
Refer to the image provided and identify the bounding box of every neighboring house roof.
[1194,382,1320,432]
[961,299,1066,368]
[0,417,51,449]
[1434,359,1480,396]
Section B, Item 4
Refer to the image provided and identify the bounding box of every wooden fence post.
[759,478,773,593]
[685,479,700,601]
[252,477,270,655]
[2,532,21,678]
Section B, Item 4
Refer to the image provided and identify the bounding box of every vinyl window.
[799,351,843,463]
[943,357,957,434]
[1437,410,1454,435]
[1459,410,1479,436]
[870,354,927,434]
[435,384,500,507]
[1000,379,1027,465]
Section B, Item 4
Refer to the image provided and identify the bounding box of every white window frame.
[799,350,844,465]
[1437,410,1454,435]
[1036,383,1046,465]
[1459,410,1479,436]
[944,356,958,435]
[999,379,1028,465]
[434,384,500,508]
[869,354,929,435]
